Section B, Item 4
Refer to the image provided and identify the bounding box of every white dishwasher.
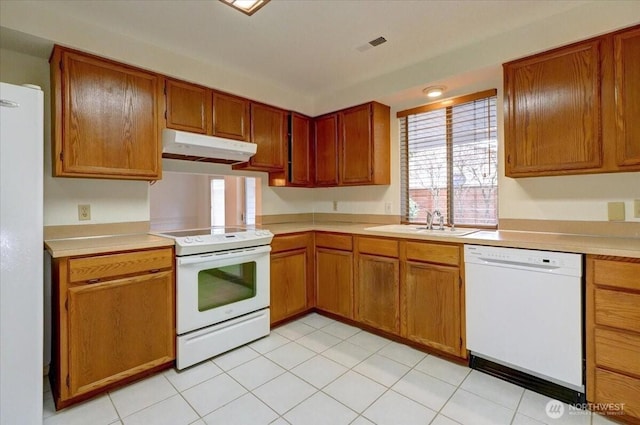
[464,244,584,403]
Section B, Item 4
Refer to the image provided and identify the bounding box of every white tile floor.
[43,313,620,425]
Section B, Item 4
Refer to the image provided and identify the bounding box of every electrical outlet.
[635,199,640,218]
[78,204,91,221]
[332,200,338,212]
[607,202,625,221]
[385,202,392,214]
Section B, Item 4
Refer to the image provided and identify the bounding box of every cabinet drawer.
[595,328,640,377]
[271,233,311,253]
[357,237,399,258]
[594,368,640,419]
[593,259,640,291]
[595,288,640,333]
[406,241,460,266]
[68,248,173,283]
[315,232,352,251]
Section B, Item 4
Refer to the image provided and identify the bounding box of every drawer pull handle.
[87,278,100,284]
[149,269,160,274]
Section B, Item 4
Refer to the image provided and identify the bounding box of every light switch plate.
[607,202,625,221]
[635,199,640,218]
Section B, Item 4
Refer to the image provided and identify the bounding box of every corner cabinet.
[504,24,640,177]
[51,248,175,409]
[269,113,314,187]
[270,232,315,325]
[50,46,162,180]
[586,255,640,423]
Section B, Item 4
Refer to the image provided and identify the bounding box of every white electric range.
[156,227,274,369]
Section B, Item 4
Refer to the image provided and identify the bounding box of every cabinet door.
[67,271,174,397]
[504,40,603,176]
[340,104,372,184]
[316,248,353,319]
[270,248,308,324]
[356,254,399,334]
[402,262,462,356]
[290,113,313,186]
[246,103,286,171]
[314,114,339,186]
[54,48,161,180]
[165,79,212,134]
[613,27,640,169]
[212,91,250,141]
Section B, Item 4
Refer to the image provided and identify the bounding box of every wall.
[0,48,316,226]
[312,1,640,223]
[149,172,210,231]
[2,1,639,226]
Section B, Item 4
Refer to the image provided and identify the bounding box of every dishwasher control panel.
[464,245,582,274]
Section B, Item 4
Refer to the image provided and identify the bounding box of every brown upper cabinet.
[234,102,287,172]
[339,102,390,185]
[50,46,162,180]
[165,78,212,135]
[269,113,314,187]
[212,91,250,141]
[314,102,390,187]
[504,24,640,177]
[314,113,340,186]
[613,26,640,169]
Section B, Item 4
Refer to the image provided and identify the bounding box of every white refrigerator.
[0,82,44,424]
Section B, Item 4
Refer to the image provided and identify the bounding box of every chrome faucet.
[432,210,445,230]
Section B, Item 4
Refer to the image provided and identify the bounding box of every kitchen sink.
[364,224,479,237]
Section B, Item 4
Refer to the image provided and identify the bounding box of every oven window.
[198,262,256,311]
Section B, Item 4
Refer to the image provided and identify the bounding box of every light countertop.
[264,222,640,259]
[45,234,174,258]
[44,223,640,259]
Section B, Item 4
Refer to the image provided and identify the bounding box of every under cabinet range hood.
[162,129,256,164]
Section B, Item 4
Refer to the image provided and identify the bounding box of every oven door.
[176,245,270,335]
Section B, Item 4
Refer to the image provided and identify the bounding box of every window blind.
[399,89,497,226]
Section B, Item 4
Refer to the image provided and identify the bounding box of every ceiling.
[4,0,592,100]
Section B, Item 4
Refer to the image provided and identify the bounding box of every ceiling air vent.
[369,36,387,47]
[356,36,387,52]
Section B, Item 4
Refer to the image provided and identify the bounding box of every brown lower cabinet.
[308,232,467,360]
[315,233,354,319]
[587,255,640,424]
[51,247,175,409]
[355,237,400,334]
[270,232,315,324]
[401,241,464,358]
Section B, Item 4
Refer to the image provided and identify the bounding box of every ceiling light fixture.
[220,0,270,16]
[423,86,446,98]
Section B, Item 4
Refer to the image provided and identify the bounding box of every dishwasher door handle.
[477,257,561,272]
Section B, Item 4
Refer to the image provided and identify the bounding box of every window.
[398,89,498,227]
[210,178,226,227]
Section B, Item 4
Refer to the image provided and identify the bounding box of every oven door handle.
[177,245,272,266]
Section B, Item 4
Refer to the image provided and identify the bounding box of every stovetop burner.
[155,226,273,256]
